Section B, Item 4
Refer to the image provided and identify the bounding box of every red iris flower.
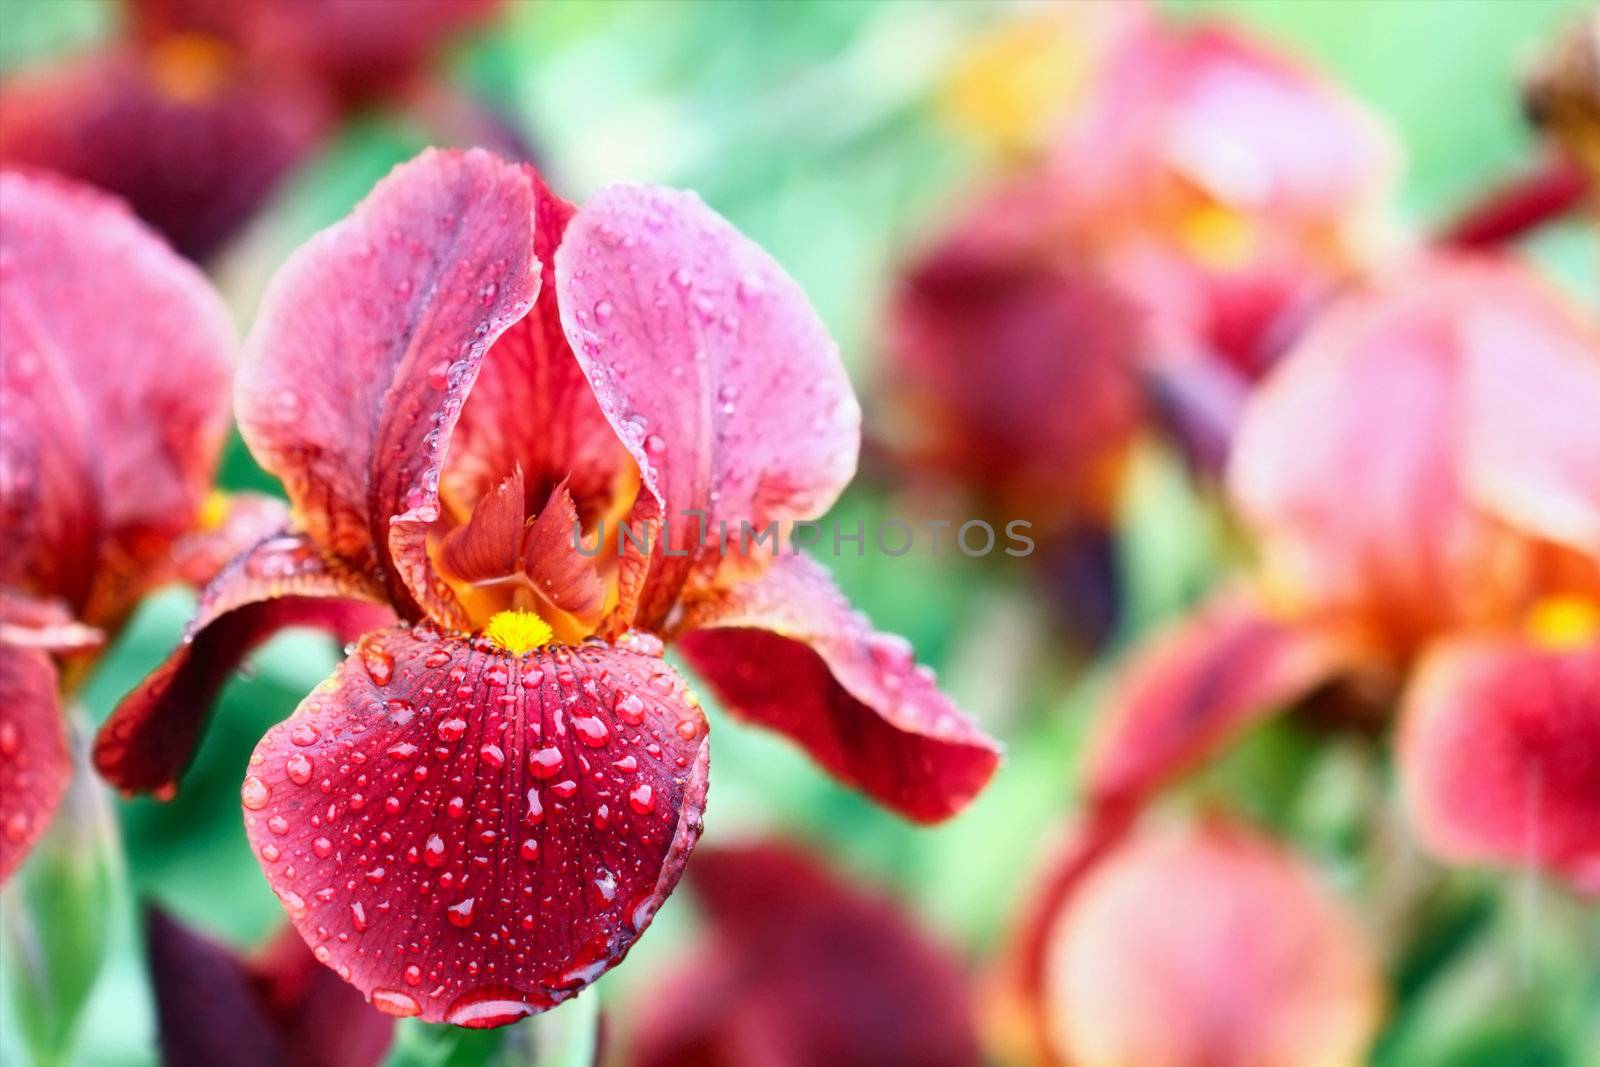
[884,12,1393,646]
[0,0,504,261]
[95,148,1001,1025]
[145,906,394,1067]
[0,168,234,881]
[625,841,981,1067]
[1085,254,1600,889]
[997,815,1381,1067]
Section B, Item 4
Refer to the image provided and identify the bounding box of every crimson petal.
[237,148,541,623]
[0,169,234,629]
[629,841,981,1067]
[0,643,69,882]
[556,183,861,627]
[677,555,998,823]
[94,532,394,796]
[242,626,709,1025]
[1398,637,1600,891]
[1084,589,1343,814]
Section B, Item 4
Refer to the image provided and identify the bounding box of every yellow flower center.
[196,489,230,531]
[1525,594,1600,651]
[1179,200,1257,270]
[482,609,553,656]
[150,33,234,105]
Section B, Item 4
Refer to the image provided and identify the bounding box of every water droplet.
[444,987,537,1028]
[527,747,564,779]
[479,743,505,769]
[572,715,610,748]
[371,989,422,1017]
[362,647,394,687]
[436,718,467,743]
[676,719,699,741]
[423,834,446,867]
[290,724,320,747]
[285,753,313,785]
[615,692,646,726]
[242,776,270,810]
[628,783,656,815]
[520,838,539,861]
[446,896,477,928]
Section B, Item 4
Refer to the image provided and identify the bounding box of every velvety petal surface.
[628,842,981,1067]
[1043,819,1383,1067]
[94,532,393,797]
[0,643,69,882]
[1398,637,1600,891]
[676,555,998,823]
[0,169,234,628]
[146,906,394,1067]
[1085,590,1342,813]
[237,148,540,623]
[0,46,331,261]
[242,627,709,1025]
[556,183,861,626]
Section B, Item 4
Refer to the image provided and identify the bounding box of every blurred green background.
[1,2,1596,1065]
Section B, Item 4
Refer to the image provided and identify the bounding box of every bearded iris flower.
[0,168,234,880]
[0,0,507,261]
[1085,255,1600,889]
[95,148,1001,1025]
[884,8,1393,646]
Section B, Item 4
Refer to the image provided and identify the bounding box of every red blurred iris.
[1086,254,1600,890]
[626,841,982,1067]
[0,168,234,881]
[94,149,1001,1026]
[883,8,1395,644]
[0,0,504,261]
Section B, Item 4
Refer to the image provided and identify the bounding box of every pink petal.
[1399,637,1600,891]
[1085,589,1343,813]
[94,531,394,797]
[1043,818,1383,1067]
[556,183,860,627]
[628,842,982,1067]
[0,643,70,882]
[243,627,709,1025]
[0,168,235,630]
[676,555,999,823]
[237,148,541,624]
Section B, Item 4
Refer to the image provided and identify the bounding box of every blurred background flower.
[0,2,1596,1066]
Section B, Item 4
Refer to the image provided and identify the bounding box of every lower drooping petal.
[1084,589,1343,814]
[242,626,709,1025]
[1043,819,1382,1067]
[676,556,999,823]
[0,642,69,882]
[1398,637,1600,892]
[627,842,982,1067]
[94,532,393,797]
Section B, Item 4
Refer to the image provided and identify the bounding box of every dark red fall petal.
[1398,637,1600,891]
[0,169,235,629]
[676,555,998,823]
[1084,589,1344,814]
[441,168,631,541]
[628,841,982,1067]
[0,45,331,262]
[237,148,541,624]
[243,627,709,1025]
[94,532,393,796]
[0,643,70,883]
[146,906,394,1067]
[556,183,861,628]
